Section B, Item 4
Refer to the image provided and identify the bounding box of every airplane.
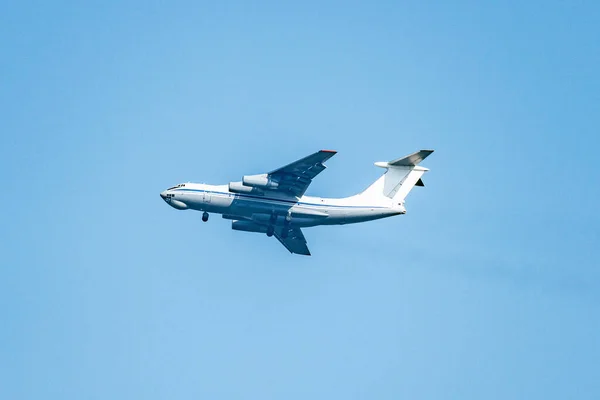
[160,149,433,255]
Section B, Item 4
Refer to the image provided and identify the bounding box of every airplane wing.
[274,226,311,256]
[268,150,337,197]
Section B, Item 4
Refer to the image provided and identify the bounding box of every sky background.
[1,1,599,399]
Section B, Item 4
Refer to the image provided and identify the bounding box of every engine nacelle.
[242,173,279,189]
[228,181,265,195]
[231,220,268,233]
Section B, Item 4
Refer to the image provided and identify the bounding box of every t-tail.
[357,149,434,208]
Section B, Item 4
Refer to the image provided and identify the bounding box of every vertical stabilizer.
[358,150,433,205]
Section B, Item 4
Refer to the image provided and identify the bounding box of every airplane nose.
[160,191,167,199]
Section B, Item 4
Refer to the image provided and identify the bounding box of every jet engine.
[228,181,264,195]
[231,220,268,233]
[242,174,279,189]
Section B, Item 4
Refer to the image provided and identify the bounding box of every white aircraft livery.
[160,149,433,256]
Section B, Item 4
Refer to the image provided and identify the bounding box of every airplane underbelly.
[209,193,234,209]
[223,199,332,226]
[230,198,289,215]
[319,207,396,225]
[187,192,233,212]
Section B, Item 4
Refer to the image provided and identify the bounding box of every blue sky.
[1,1,599,398]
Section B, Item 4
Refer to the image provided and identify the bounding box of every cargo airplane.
[160,149,433,255]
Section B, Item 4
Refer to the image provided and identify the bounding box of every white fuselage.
[160,183,405,227]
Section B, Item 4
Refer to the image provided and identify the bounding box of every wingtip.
[320,149,337,153]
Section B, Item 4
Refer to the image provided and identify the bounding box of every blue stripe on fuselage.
[172,188,385,209]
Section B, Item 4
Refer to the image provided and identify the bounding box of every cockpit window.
[167,183,186,190]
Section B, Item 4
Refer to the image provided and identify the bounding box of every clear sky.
[1,1,599,399]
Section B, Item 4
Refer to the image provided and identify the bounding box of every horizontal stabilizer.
[388,150,434,167]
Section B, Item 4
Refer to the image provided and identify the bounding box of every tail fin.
[359,150,433,205]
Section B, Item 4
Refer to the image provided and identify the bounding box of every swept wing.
[274,226,310,256]
[267,150,336,197]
